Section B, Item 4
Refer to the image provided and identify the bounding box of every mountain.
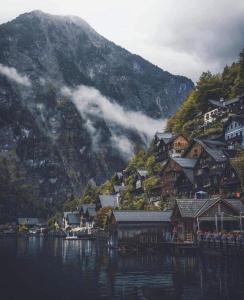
[0,10,193,219]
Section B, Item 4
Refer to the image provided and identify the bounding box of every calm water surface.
[0,237,244,300]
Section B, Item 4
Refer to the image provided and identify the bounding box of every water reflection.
[0,238,244,300]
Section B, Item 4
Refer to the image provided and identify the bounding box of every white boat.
[65,235,79,240]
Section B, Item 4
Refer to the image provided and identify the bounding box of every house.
[220,163,241,198]
[80,204,96,229]
[224,115,244,148]
[161,157,197,198]
[112,184,126,194]
[171,197,244,242]
[169,134,189,158]
[98,194,120,209]
[114,172,123,184]
[107,210,172,248]
[204,108,219,124]
[185,138,228,195]
[209,95,244,115]
[62,211,80,230]
[153,132,189,161]
[135,169,148,191]
[153,132,174,161]
[18,218,40,228]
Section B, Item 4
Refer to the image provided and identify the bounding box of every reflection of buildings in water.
[198,254,244,299]
[17,237,44,257]
[61,240,96,272]
[172,254,244,300]
[98,253,175,299]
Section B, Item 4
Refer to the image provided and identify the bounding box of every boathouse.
[171,198,244,242]
[107,210,172,248]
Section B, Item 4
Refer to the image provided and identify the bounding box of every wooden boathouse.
[107,210,172,248]
[171,197,244,242]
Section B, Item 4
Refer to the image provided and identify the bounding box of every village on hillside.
[5,94,244,253]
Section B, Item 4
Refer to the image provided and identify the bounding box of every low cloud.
[110,134,134,160]
[0,63,31,86]
[62,85,166,141]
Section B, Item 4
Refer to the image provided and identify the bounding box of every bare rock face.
[0,11,193,217]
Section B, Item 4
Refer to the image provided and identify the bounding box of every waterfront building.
[80,204,96,229]
[62,211,80,230]
[171,197,244,242]
[18,218,41,228]
[107,210,172,248]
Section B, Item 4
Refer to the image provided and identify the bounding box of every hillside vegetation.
[167,50,244,136]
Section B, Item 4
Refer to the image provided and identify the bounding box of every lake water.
[0,237,244,300]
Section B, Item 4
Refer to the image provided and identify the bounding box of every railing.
[197,234,244,250]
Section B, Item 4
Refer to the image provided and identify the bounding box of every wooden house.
[153,132,174,161]
[107,210,172,248]
[169,134,189,158]
[185,138,227,195]
[171,198,244,242]
[220,163,241,198]
[161,157,197,197]
[153,132,189,161]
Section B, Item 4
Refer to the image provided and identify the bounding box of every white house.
[204,108,219,124]
[224,115,244,148]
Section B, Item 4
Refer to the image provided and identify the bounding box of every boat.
[65,235,79,240]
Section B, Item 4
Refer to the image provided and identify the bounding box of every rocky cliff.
[0,10,193,218]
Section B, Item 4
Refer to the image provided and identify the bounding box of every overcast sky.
[1,0,244,81]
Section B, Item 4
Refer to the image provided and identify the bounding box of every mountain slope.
[0,11,193,219]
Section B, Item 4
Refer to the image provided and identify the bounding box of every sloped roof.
[115,172,123,179]
[175,197,242,218]
[99,195,119,208]
[194,138,227,162]
[173,157,197,169]
[63,211,79,218]
[226,199,244,213]
[176,199,206,218]
[113,210,172,223]
[209,97,240,107]
[87,207,96,217]
[182,168,195,184]
[113,185,126,193]
[81,204,96,213]
[195,198,218,217]
[224,114,244,128]
[155,132,174,144]
[67,213,80,225]
[137,169,148,177]
[18,218,39,225]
